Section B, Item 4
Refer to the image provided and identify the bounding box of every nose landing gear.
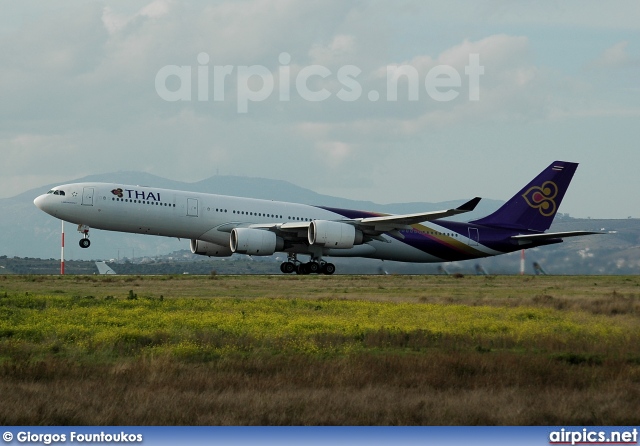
[78,224,91,248]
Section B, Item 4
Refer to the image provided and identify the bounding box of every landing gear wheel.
[297,263,311,275]
[323,263,336,275]
[308,262,320,274]
[77,224,90,249]
[281,261,295,274]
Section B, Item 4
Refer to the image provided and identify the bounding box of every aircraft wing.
[218,220,316,230]
[511,231,604,242]
[235,197,481,242]
[247,221,309,231]
[353,197,481,229]
[242,222,311,242]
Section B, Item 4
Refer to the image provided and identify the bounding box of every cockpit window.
[58,190,65,196]
[49,190,65,196]
[47,190,54,194]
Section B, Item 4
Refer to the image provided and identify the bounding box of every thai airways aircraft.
[34,161,599,274]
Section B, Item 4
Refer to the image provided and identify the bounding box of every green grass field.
[1,274,639,425]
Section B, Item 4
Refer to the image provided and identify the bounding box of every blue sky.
[0,1,638,218]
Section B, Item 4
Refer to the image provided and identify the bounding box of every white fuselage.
[34,182,500,263]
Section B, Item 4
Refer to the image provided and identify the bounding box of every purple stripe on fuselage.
[316,206,500,261]
[314,206,560,261]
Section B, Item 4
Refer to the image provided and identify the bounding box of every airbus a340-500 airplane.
[34,161,598,275]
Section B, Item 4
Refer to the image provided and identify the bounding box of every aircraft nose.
[34,194,44,209]
[34,194,51,213]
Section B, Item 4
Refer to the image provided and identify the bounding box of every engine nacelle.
[230,228,284,256]
[190,239,232,257]
[308,220,363,249]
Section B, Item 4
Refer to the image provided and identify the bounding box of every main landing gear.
[78,224,91,249]
[280,253,336,275]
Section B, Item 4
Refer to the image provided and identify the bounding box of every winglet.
[457,197,481,213]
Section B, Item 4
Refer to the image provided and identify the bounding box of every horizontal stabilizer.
[511,231,604,242]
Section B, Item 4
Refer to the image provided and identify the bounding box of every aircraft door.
[82,187,94,206]
[468,227,479,246]
[187,198,198,217]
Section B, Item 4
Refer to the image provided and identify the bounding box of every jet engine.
[230,228,284,256]
[190,239,233,257]
[308,220,363,249]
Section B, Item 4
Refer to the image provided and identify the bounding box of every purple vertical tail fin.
[470,161,578,232]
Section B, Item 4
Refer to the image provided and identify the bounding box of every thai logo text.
[111,187,161,201]
[522,181,558,217]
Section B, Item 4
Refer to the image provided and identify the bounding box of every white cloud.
[422,1,640,30]
[101,7,130,35]
[139,0,172,19]
[306,34,550,137]
[590,41,632,69]
[0,1,638,218]
[309,34,357,66]
[314,141,354,168]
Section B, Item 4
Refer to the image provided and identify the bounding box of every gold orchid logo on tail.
[522,181,558,217]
